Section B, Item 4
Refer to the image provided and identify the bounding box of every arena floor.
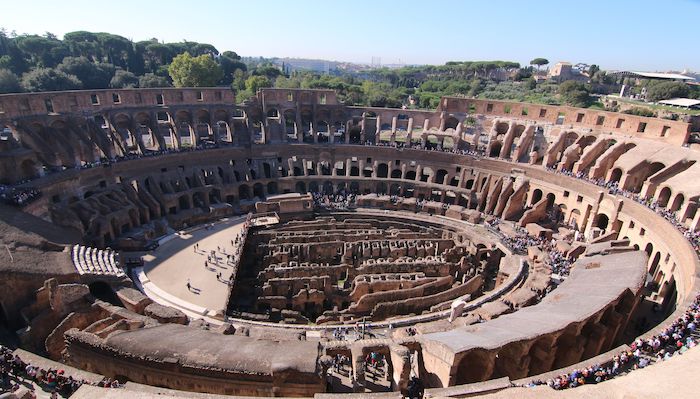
[142,216,248,315]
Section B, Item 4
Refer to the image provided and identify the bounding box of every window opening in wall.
[287,92,293,101]
[504,105,511,114]
[576,113,585,123]
[69,96,78,107]
[19,99,30,112]
[112,93,121,104]
[486,103,493,112]
[319,94,327,104]
[577,195,583,202]
[366,157,372,163]
[177,91,184,101]
[640,228,645,236]
[539,109,547,118]
[596,115,605,125]
[563,190,570,197]
[616,118,624,129]
[521,107,528,116]
[215,91,222,100]
[157,111,168,121]
[556,112,565,125]
[637,122,647,133]
[197,91,203,101]
[468,103,476,113]
[44,99,54,113]
[156,94,164,105]
[90,94,100,105]
[661,126,670,137]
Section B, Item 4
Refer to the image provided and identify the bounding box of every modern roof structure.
[658,98,700,108]
[609,71,696,81]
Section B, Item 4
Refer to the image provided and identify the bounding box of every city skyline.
[2,0,699,72]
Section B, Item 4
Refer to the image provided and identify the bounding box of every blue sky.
[2,0,698,71]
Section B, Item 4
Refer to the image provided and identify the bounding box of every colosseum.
[0,87,698,398]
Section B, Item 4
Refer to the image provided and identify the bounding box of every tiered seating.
[71,244,126,277]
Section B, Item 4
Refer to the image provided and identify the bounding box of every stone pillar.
[350,344,366,392]
[389,345,411,393]
[391,116,397,133]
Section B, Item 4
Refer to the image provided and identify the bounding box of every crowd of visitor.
[525,291,700,390]
[312,190,357,210]
[0,186,41,207]
[1,345,122,397]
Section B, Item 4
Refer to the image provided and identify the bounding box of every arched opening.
[333,121,345,143]
[435,169,448,185]
[178,195,190,210]
[192,192,206,208]
[349,126,361,144]
[301,109,313,143]
[253,183,265,199]
[596,213,609,230]
[316,120,329,143]
[377,163,389,178]
[489,142,502,157]
[267,182,278,195]
[495,122,509,135]
[531,189,543,205]
[238,185,251,200]
[283,109,297,139]
[610,168,623,183]
[295,182,306,193]
[546,193,556,209]
[405,170,417,180]
[266,108,279,118]
[455,349,493,384]
[391,169,402,179]
[670,193,685,213]
[444,117,459,130]
[350,166,359,176]
[657,187,672,208]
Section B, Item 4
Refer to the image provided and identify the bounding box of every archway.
[657,187,672,208]
[253,183,265,199]
[238,185,251,200]
[377,163,389,178]
[444,116,459,130]
[610,168,623,183]
[531,189,543,205]
[670,194,685,213]
[596,213,609,230]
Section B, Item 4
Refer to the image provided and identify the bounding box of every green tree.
[558,80,592,107]
[0,68,21,93]
[646,81,690,102]
[21,68,82,91]
[56,57,114,89]
[138,73,170,88]
[167,52,223,87]
[110,69,139,88]
[245,75,272,93]
[530,58,549,71]
[525,77,537,90]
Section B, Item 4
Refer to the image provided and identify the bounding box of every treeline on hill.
[1,30,697,110]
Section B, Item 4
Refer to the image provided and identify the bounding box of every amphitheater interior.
[0,87,699,398]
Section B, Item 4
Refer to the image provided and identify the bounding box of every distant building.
[548,62,587,83]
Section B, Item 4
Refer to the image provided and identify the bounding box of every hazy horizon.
[3,0,699,72]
